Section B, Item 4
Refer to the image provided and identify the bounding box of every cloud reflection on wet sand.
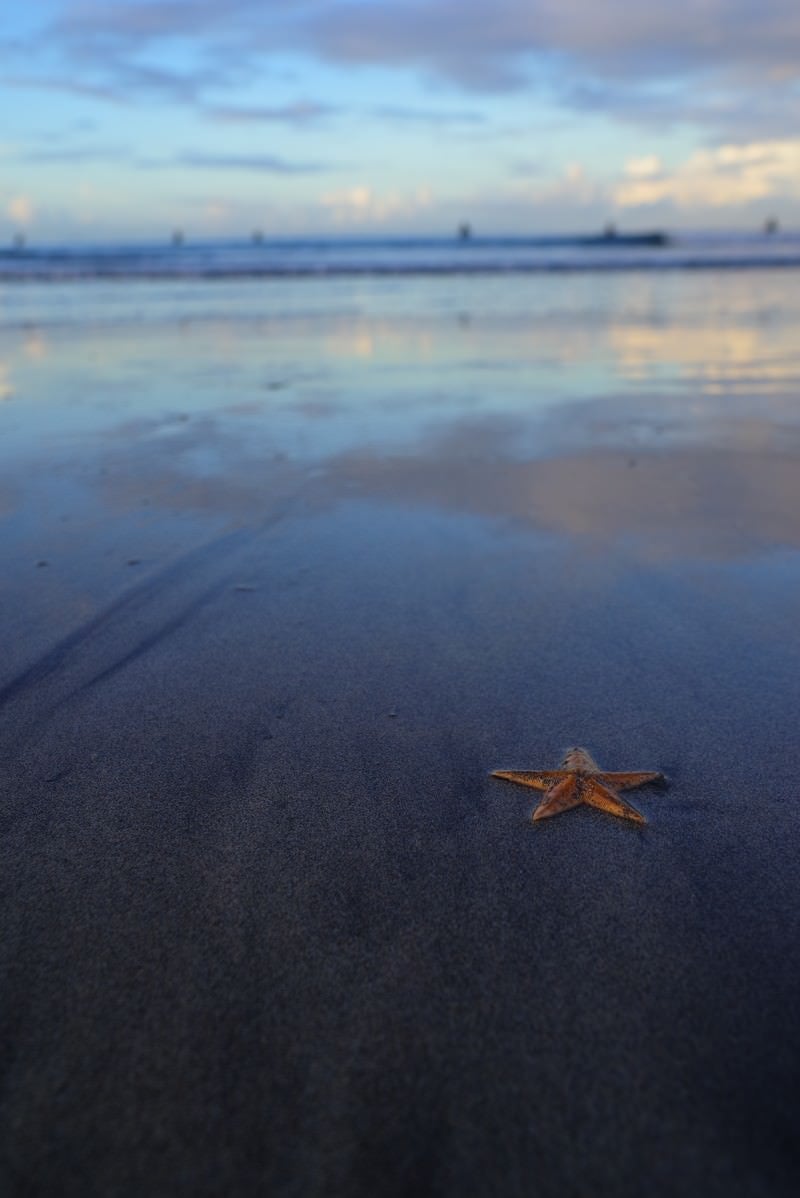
[79,406,800,564]
[4,271,800,570]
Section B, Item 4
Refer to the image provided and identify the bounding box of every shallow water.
[1,271,800,1196]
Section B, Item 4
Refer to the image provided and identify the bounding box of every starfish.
[491,746,664,824]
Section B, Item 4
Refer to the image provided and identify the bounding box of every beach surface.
[1,272,800,1196]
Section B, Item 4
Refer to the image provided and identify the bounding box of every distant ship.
[582,228,670,248]
[452,224,669,248]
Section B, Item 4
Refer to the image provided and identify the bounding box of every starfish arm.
[491,769,572,792]
[585,779,647,824]
[597,770,664,791]
[532,776,582,821]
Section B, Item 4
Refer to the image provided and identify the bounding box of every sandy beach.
[2,271,800,1196]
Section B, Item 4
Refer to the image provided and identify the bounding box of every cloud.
[6,1,799,166]
[526,161,604,209]
[0,362,14,402]
[561,76,800,142]
[296,0,800,91]
[370,104,485,126]
[14,4,240,102]
[16,145,130,165]
[319,183,434,225]
[7,195,34,224]
[615,140,800,208]
[206,100,337,125]
[35,2,800,95]
[171,150,328,173]
[206,99,485,132]
[1,74,126,104]
[49,0,257,48]
[508,160,548,178]
[624,155,663,180]
[112,58,226,100]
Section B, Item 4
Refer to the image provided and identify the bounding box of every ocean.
[1,228,799,281]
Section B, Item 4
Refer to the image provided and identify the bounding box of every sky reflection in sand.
[2,271,800,567]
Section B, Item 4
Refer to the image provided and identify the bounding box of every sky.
[1,0,800,240]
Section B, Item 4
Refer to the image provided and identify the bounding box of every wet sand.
[2,274,800,1196]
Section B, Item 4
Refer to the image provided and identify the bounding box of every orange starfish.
[491,746,665,824]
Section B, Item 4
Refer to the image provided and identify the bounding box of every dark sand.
[2,274,800,1196]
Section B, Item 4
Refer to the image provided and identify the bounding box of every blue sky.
[2,0,800,239]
